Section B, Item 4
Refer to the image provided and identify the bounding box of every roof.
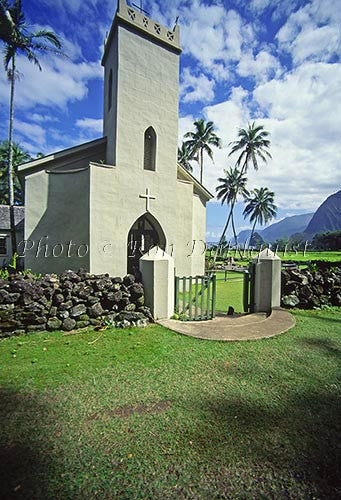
[17,137,107,177]
[177,164,214,200]
[0,205,25,231]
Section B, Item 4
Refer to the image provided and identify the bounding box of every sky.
[0,0,340,241]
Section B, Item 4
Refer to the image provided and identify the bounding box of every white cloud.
[237,50,282,82]
[249,0,302,20]
[277,0,341,64]
[14,121,46,147]
[178,115,195,142]
[0,54,102,111]
[31,113,59,123]
[180,68,215,103]
[154,1,256,84]
[76,117,103,133]
[194,59,341,211]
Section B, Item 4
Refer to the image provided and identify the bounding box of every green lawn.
[209,250,341,266]
[1,308,341,499]
[214,271,244,313]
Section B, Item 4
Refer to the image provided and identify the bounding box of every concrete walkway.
[157,308,295,341]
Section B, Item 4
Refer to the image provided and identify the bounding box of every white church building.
[18,0,213,277]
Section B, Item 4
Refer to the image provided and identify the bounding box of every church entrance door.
[127,213,166,276]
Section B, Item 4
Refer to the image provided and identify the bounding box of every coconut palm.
[0,0,12,43]
[229,121,272,175]
[243,187,277,249]
[215,167,248,259]
[184,119,222,184]
[177,141,196,172]
[1,0,63,254]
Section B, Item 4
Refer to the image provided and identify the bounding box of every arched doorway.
[127,213,166,275]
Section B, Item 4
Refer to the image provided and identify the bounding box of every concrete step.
[158,308,295,342]
[215,312,268,327]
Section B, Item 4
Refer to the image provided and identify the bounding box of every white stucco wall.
[23,168,90,274]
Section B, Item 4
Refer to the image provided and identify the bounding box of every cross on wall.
[139,187,156,212]
[132,0,149,15]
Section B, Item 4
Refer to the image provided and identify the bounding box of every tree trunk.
[8,55,17,257]
[213,202,234,266]
[200,148,203,184]
[248,219,257,255]
[231,210,243,258]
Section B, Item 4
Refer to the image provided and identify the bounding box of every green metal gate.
[174,274,216,321]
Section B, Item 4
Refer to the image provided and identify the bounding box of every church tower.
[102,0,181,175]
[19,0,211,278]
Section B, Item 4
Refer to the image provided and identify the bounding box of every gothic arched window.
[143,126,156,171]
[108,69,113,111]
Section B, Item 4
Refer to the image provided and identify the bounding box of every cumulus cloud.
[237,50,282,82]
[191,59,341,212]
[31,113,59,123]
[181,5,255,71]
[277,0,341,64]
[14,120,46,148]
[180,68,215,103]
[150,0,255,84]
[0,54,102,111]
[76,118,103,134]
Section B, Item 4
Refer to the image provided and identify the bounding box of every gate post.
[253,249,281,313]
[139,246,174,320]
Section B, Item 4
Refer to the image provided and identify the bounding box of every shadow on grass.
[0,389,65,500]
[300,337,341,357]
[296,312,341,324]
[189,388,341,499]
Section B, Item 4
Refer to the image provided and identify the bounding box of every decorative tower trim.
[102,0,181,66]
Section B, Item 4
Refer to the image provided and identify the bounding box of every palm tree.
[177,141,196,172]
[215,167,248,260]
[229,121,272,175]
[243,187,277,249]
[0,1,12,43]
[184,119,222,184]
[0,140,31,204]
[1,0,63,254]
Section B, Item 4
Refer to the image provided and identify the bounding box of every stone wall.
[0,270,153,338]
[281,262,341,309]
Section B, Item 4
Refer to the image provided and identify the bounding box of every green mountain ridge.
[305,190,341,235]
[237,212,314,244]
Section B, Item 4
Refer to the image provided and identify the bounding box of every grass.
[0,308,341,499]
[214,271,244,313]
[209,250,341,267]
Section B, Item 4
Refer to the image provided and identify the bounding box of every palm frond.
[31,29,62,48]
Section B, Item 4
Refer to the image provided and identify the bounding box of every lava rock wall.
[281,262,341,309]
[0,270,153,338]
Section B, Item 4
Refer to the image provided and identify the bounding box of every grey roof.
[0,205,25,231]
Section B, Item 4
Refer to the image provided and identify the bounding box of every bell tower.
[101,0,181,176]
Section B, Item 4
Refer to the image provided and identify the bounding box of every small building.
[0,205,24,267]
[18,0,212,277]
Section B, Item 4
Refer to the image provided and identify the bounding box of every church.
[18,0,212,277]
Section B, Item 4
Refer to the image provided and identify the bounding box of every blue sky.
[0,0,340,241]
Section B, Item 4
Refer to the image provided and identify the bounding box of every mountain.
[237,230,252,244]
[237,213,314,244]
[261,213,314,242]
[305,190,341,235]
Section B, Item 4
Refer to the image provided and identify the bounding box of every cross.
[132,0,149,15]
[139,187,156,212]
